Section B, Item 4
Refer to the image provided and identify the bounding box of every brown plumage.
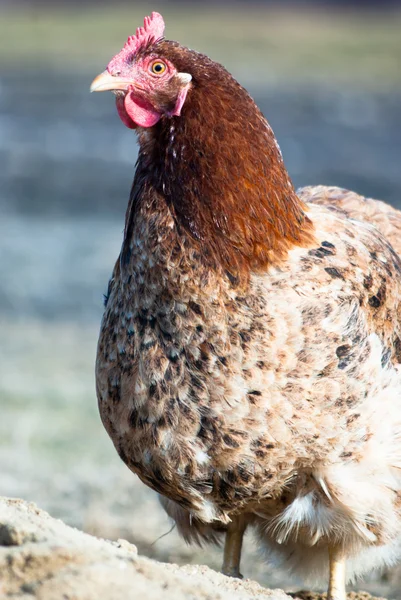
[92,13,401,599]
[118,39,314,288]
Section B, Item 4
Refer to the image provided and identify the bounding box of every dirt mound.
[0,497,288,600]
[0,497,386,600]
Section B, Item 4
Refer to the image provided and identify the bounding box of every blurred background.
[1,0,400,596]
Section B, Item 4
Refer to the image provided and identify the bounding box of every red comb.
[107,12,165,73]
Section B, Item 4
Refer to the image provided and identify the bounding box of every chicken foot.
[221,514,247,578]
[328,546,346,600]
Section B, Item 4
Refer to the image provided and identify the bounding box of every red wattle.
[124,92,161,128]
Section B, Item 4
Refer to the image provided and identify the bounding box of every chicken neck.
[122,49,315,286]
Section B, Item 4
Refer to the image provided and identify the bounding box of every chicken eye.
[151,61,167,75]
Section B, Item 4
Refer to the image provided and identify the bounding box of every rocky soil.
[0,497,387,600]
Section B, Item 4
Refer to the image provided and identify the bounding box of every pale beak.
[90,70,135,93]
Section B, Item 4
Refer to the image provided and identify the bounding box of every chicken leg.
[222,514,247,578]
[328,546,346,600]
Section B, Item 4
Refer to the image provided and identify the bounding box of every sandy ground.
[0,497,290,600]
[0,497,389,600]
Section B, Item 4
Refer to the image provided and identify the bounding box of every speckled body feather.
[95,29,401,586]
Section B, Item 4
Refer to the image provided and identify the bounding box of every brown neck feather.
[125,43,315,286]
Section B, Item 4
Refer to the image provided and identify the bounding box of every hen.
[91,12,401,600]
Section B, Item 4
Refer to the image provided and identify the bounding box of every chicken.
[91,12,401,599]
